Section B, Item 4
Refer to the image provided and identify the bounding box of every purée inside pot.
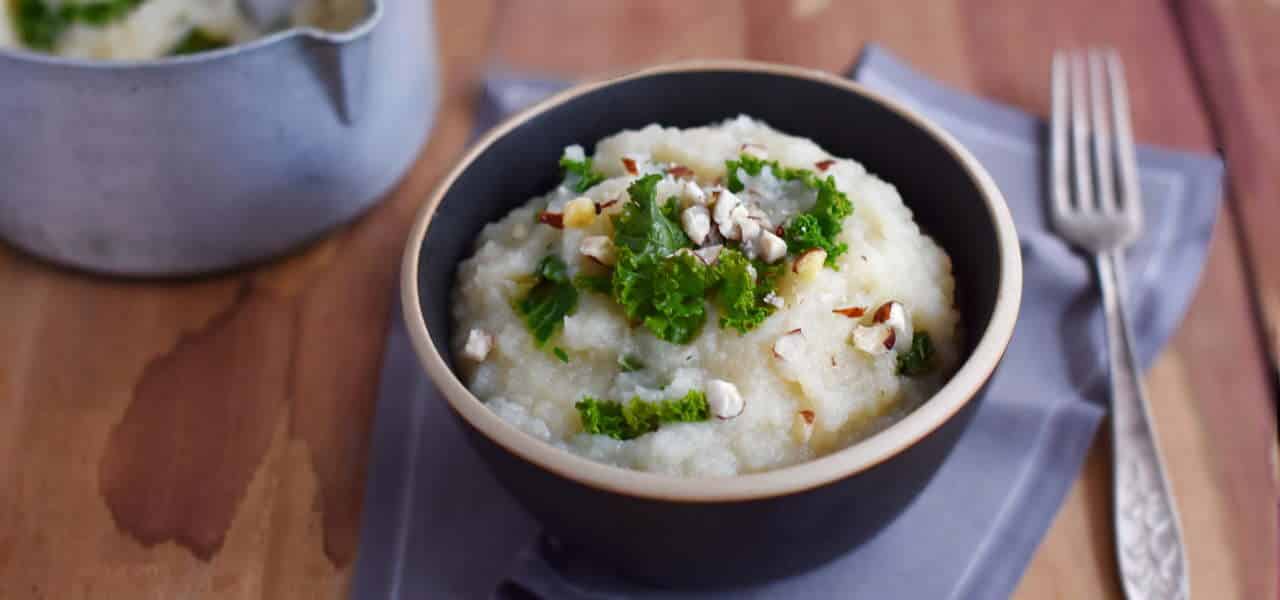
[0,0,438,276]
[402,63,1022,587]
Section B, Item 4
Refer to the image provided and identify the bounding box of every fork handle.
[1096,250,1190,600]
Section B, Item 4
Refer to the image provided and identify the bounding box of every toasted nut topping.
[735,210,762,243]
[740,143,768,159]
[712,191,743,237]
[680,180,708,207]
[666,165,695,179]
[792,248,827,280]
[563,196,596,228]
[579,236,616,266]
[706,379,745,419]
[693,244,723,266]
[793,410,816,444]
[832,306,866,318]
[757,230,787,263]
[596,197,621,213]
[851,323,893,356]
[871,301,912,350]
[681,204,712,246]
[464,328,494,361]
[746,205,773,231]
[621,156,639,175]
[815,159,836,171]
[772,328,805,361]
[537,211,564,228]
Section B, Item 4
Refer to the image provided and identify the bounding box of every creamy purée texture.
[453,117,961,477]
[0,0,363,59]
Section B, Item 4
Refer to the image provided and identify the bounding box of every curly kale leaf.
[576,390,710,440]
[516,256,578,346]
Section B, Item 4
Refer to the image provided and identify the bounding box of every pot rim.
[401,60,1023,503]
[0,0,382,68]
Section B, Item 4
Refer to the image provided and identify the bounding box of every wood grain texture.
[0,1,1273,598]
[1176,0,1280,380]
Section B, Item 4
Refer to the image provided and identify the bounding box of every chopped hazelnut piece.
[735,210,762,243]
[706,379,745,420]
[832,306,866,318]
[792,410,816,444]
[463,329,494,361]
[681,180,708,207]
[871,301,912,351]
[596,197,621,213]
[757,230,787,263]
[681,204,712,246]
[851,324,893,356]
[693,244,723,266]
[537,211,564,229]
[579,236,616,266]
[711,190,742,237]
[746,205,773,231]
[666,165,695,179]
[563,196,596,228]
[772,328,805,361]
[792,248,827,281]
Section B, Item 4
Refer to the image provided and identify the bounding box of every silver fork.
[1050,49,1190,600]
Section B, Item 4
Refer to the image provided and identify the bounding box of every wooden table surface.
[2,1,1277,598]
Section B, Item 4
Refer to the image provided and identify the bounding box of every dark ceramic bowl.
[401,61,1021,588]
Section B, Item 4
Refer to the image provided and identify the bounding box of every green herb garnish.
[13,0,67,50]
[576,390,710,440]
[713,248,778,334]
[783,176,853,265]
[559,156,606,193]
[516,255,578,347]
[573,273,612,295]
[724,153,853,267]
[617,354,645,372]
[724,153,816,193]
[609,174,715,344]
[612,174,688,258]
[553,347,570,363]
[13,0,145,50]
[614,248,712,344]
[170,27,229,56]
[896,332,936,375]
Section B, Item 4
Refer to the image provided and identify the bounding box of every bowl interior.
[417,69,1002,380]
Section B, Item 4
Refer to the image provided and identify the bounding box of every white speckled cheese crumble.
[453,116,961,477]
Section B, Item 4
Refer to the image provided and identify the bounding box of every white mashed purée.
[454,116,961,477]
[0,0,363,59]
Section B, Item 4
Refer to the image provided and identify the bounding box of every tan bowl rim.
[401,60,1023,503]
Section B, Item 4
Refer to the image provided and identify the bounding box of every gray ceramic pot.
[0,0,438,276]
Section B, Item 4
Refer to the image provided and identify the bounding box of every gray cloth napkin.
[349,44,1224,600]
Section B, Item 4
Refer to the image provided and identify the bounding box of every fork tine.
[1089,49,1116,214]
[1107,49,1143,232]
[1069,52,1095,212]
[1050,51,1071,220]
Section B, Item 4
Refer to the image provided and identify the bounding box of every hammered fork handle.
[1096,250,1189,600]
